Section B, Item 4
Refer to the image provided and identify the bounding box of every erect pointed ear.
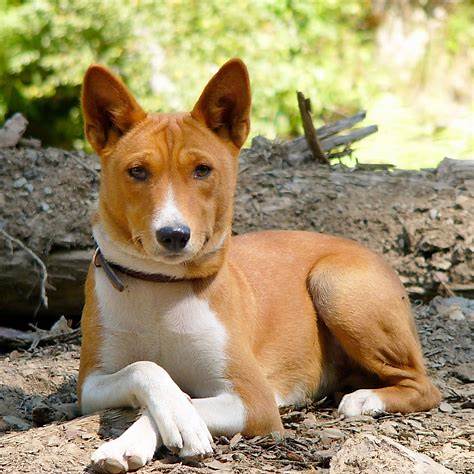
[81,65,146,154]
[191,58,251,149]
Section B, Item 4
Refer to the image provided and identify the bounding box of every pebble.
[380,420,398,436]
[13,177,27,188]
[429,208,439,220]
[439,402,453,413]
[25,183,33,193]
[451,362,474,383]
[320,428,346,445]
[40,202,50,212]
[43,186,52,195]
[438,304,465,321]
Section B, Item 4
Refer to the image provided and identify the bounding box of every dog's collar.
[93,247,192,291]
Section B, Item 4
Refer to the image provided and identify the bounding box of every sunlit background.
[0,0,472,168]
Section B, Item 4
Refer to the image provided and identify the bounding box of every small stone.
[13,177,27,188]
[8,350,21,360]
[451,363,474,383]
[320,428,346,445]
[439,304,465,321]
[429,208,439,220]
[43,186,52,195]
[380,420,398,436]
[439,402,453,413]
[40,202,50,212]
[3,415,31,430]
[25,183,33,193]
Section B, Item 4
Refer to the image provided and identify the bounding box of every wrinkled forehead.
[111,113,229,161]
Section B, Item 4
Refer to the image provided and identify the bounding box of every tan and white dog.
[78,59,440,473]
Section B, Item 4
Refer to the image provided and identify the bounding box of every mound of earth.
[0,138,472,320]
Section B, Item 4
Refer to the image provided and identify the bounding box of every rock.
[320,428,346,445]
[330,434,453,473]
[13,177,27,189]
[380,420,398,436]
[439,402,453,413]
[2,415,31,431]
[0,113,28,148]
[451,362,474,383]
[431,253,452,271]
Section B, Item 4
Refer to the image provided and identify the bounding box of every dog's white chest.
[95,269,229,397]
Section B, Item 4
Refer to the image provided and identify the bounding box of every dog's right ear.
[82,65,146,154]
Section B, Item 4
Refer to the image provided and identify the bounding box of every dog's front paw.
[91,434,155,473]
[149,392,213,458]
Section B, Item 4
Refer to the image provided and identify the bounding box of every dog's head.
[82,59,250,277]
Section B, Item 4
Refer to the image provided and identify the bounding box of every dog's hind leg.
[308,252,441,416]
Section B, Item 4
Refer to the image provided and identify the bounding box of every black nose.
[156,226,191,252]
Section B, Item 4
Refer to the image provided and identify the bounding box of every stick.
[316,111,367,139]
[320,125,378,150]
[296,91,329,164]
[0,228,48,312]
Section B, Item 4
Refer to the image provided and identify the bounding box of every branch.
[296,91,329,164]
[0,228,48,312]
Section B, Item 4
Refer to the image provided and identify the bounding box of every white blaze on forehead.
[152,186,186,230]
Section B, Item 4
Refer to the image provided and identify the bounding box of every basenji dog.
[78,59,441,473]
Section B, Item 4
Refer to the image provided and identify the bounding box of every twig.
[296,91,329,164]
[0,228,48,312]
[320,125,378,150]
[316,111,367,139]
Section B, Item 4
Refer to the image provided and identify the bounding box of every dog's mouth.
[129,229,224,267]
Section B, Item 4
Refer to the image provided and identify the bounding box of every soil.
[1,138,473,320]
[0,297,472,473]
[0,137,473,472]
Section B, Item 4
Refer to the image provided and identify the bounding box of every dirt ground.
[0,296,472,473]
[0,137,473,472]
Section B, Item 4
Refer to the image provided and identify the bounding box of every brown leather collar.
[93,247,191,292]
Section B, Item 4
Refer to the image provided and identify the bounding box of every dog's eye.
[193,164,212,179]
[128,166,149,181]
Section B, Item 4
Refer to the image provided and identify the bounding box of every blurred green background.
[0,0,472,168]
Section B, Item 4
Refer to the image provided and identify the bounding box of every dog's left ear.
[192,58,251,149]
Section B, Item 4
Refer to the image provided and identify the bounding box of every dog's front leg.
[82,361,212,471]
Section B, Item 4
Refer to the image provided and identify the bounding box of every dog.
[78,58,441,473]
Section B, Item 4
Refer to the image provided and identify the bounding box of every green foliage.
[0,0,472,167]
[0,0,379,148]
[0,0,149,147]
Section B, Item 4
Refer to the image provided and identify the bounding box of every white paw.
[132,363,213,458]
[338,389,385,418]
[149,394,213,458]
[91,427,156,473]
